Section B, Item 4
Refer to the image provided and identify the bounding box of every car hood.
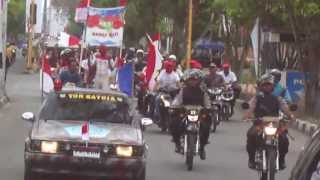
[31,120,143,146]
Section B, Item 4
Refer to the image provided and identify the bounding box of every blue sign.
[286,71,305,103]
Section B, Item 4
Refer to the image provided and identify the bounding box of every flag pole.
[26,0,35,73]
[41,57,44,101]
[79,0,90,75]
[186,0,193,69]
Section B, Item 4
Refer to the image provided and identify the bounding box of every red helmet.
[190,60,202,69]
[222,63,230,69]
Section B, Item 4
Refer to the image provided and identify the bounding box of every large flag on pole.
[85,6,126,47]
[117,62,133,96]
[40,56,54,94]
[146,33,163,91]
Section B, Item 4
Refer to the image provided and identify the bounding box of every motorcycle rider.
[135,49,146,72]
[204,62,224,88]
[171,69,211,160]
[244,73,295,170]
[270,69,292,103]
[154,61,180,126]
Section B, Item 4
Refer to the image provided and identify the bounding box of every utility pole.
[0,0,9,103]
[186,0,193,69]
[26,0,35,73]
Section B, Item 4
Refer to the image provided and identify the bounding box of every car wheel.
[133,167,146,180]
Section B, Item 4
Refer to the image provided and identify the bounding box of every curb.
[290,119,318,136]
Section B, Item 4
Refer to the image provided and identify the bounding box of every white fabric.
[40,70,54,93]
[157,70,180,90]
[218,71,237,84]
[95,57,111,76]
[95,74,110,90]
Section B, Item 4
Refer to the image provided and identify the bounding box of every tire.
[133,167,146,180]
[186,134,196,171]
[267,149,277,180]
[260,172,268,180]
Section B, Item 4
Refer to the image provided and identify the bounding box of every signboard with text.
[85,6,125,47]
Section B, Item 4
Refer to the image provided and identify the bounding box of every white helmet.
[136,49,144,54]
[168,54,177,61]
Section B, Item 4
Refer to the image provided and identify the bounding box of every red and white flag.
[75,0,91,23]
[81,122,90,141]
[146,33,163,91]
[40,55,54,94]
[58,32,80,47]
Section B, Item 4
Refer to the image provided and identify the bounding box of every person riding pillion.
[244,73,295,170]
[171,69,212,160]
[270,69,293,103]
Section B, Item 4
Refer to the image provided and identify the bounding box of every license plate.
[73,151,100,159]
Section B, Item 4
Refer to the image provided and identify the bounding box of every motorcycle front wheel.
[267,149,277,180]
[186,134,197,171]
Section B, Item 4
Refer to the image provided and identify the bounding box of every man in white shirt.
[218,63,237,84]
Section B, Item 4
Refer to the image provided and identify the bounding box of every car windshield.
[39,93,130,124]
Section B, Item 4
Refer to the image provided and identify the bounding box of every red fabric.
[119,0,127,6]
[69,36,80,46]
[82,122,89,135]
[190,60,202,69]
[146,41,156,83]
[78,0,91,8]
[42,56,51,76]
[96,45,110,60]
[87,15,100,27]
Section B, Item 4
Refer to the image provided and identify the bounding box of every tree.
[7,0,26,40]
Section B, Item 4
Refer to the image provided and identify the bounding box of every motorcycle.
[252,117,289,180]
[171,105,210,171]
[207,87,223,132]
[156,89,176,132]
[220,84,235,121]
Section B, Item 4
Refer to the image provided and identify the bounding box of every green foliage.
[7,0,26,38]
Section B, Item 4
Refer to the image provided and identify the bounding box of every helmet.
[190,60,202,69]
[270,69,282,82]
[209,62,217,68]
[258,73,274,86]
[183,69,204,81]
[168,54,177,61]
[136,49,144,54]
[222,63,230,69]
[60,48,72,56]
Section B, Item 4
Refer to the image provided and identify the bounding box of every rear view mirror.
[242,102,250,110]
[289,104,298,112]
[22,112,35,122]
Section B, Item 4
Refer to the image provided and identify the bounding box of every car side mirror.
[22,112,35,122]
[242,102,250,110]
[289,104,298,112]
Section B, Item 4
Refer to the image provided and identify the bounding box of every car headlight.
[264,126,277,135]
[116,145,133,157]
[41,141,58,154]
[187,115,199,122]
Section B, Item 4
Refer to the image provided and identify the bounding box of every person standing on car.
[171,69,211,160]
[244,73,295,170]
[94,45,113,90]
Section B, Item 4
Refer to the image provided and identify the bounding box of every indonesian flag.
[40,55,54,94]
[58,32,80,47]
[119,0,127,6]
[81,122,90,141]
[146,33,163,91]
[75,0,91,23]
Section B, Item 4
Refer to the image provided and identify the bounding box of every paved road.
[0,55,309,180]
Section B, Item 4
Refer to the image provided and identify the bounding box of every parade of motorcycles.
[0,0,320,180]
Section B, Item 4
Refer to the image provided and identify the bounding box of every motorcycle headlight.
[264,126,277,135]
[116,145,133,157]
[187,115,199,122]
[41,141,58,154]
[163,99,171,107]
